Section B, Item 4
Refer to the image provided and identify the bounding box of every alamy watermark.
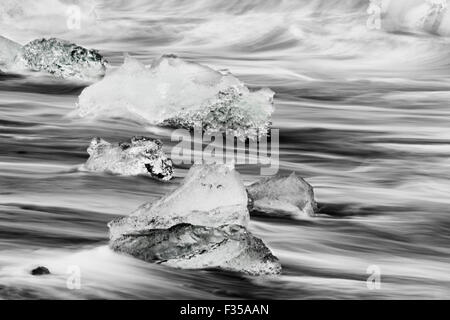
[366,265,381,290]
[66,265,81,290]
[66,5,82,30]
[367,0,382,30]
[66,4,98,30]
[170,128,280,176]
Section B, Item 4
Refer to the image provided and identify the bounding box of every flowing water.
[0,0,449,299]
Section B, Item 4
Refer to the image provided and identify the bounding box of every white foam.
[380,0,450,35]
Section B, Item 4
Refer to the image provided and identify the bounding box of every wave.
[2,0,449,46]
[374,0,450,35]
[1,0,450,82]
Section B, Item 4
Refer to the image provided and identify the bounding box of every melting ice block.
[13,38,107,80]
[0,36,21,66]
[111,224,281,276]
[109,163,249,240]
[247,173,317,219]
[76,55,274,139]
[108,164,281,275]
[83,136,173,181]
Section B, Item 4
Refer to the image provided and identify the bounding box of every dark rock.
[31,266,50,276]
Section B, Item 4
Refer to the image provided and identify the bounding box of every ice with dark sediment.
[11,38,107,80]
[83,136,173,181]
[247,173,317,219]
[111,224,281,276]
[109,164,249,240]
[76,55,274,139]
[108,164,281,275]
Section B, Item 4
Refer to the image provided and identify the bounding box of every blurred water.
[0,0,449,299]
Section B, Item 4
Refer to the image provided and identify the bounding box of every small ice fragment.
[111,223,281,276]
[247,173,317,219]
[83,136,173,181]
[13,38,107,80]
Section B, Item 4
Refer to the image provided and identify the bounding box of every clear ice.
[111,224,281,276]
[0,36,21,66]
[76,55,274,139]
[83,136,173,181]
[109,163,249,239]
[13,38,107,80]
[247,173,317,219]
[108,164,281,275]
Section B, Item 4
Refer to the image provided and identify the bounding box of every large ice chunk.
[0,36,21,66]
[13,38,107,80]
[247,173,317,219]
[108,164,249,240]
[110,224,281,275]
[83,136,173,181]
[108,164,281,275]
[76,55,274,139]
[111,223,281,276]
